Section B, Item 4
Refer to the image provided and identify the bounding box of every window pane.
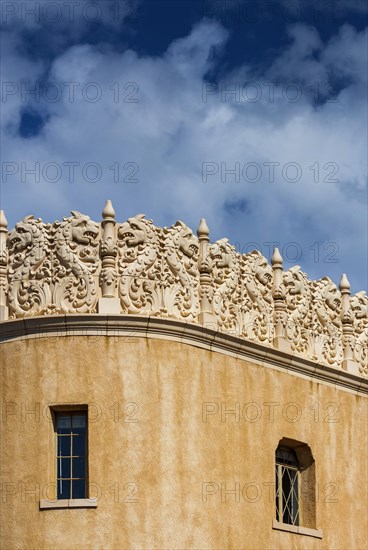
[276,447,298,467]
[57,415,71,429]
[55,412,88,501]
[72,479,86,499]
[72,457,86,478]
[58,479,70,499]
[281,467,299,525]
[72,433,86,456]
[58,435,71,457]
[72,415,86,428]
[276,446,300,527]
[290,470,299,525]
[57,457,71,479]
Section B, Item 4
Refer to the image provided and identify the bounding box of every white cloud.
[1,20,367,292]
[266,24,328,90]
[322,24,368,84]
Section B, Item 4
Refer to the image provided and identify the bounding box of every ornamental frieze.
[0,202,366,377]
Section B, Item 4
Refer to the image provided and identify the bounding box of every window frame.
[55,410,88,500]
[39,404,97,510]
[273,438,320,537]
[275,446,301,526]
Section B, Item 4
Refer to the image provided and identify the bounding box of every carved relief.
[310,277,343,367]
[7,216,52,317]
[52,211,100,313]
[162,221,200,320]
[117,217,200,320]
[2,206,367,378]
[118,215,159,314]
[351,291,368,376]
[240,251,273,344]
[100,237,118,295]
[283,266,312,355]
[210,238,240,331]
[283,269,344,367]
[0,211,9,314]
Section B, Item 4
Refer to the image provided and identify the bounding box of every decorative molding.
[1,315,367,396]
[0,210,8,321]
[1,203,367,378]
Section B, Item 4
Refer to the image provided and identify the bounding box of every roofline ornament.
[1,203,367,377]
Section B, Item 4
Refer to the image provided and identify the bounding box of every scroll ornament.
[7,216,52,317]
[210,238,241,332]
[241,250,274,344]
[351,291,368,376]
[52,211,100,313]
[117,216,200,320]
[2,204,367,377]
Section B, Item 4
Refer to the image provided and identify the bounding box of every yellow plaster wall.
[1,335,367,550]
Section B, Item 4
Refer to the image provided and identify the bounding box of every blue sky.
[1,0,367,292]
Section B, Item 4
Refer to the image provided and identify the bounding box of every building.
[0,201,367,550]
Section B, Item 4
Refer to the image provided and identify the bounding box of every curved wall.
[1,318,367,550]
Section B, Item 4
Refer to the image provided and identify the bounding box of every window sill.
[273,520,322,539]
[40,498,97,510]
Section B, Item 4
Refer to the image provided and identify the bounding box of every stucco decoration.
[100,200,118,299]
[117,214,160,314]
[210,238,241,332]
[310,277,343,367]
[240,250,274,344]
[0,211,8,321]
[162,221,200,320]
[52,211,100,313]
[6,216,52,317]
[283,265,311,355]
[283,268,344,367]
[118,216,200,319]
[1,202,367,376]
[351,291,368,376]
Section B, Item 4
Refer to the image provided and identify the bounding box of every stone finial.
[98,200,119,311]
[339,273,359,373]
[272,247,284,291]
[0,210,8,230]
[197,218,211,274]
[339,273,350,293]
[102,200,115,220]
[271,247,290,352]
[339,273,351,314]
[197,218,216,328]
[271,247,283,268]
[197,218,209,239]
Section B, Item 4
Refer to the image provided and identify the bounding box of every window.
[40,406,96,509]
[275,446,300,526]
[273,438,319,536]
[55,411,87,500]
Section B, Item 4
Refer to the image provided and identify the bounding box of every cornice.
[1,315,366,396]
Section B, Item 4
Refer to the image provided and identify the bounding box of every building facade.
[1,202,367,549]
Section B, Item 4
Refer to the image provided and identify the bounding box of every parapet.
[0,201,367,377]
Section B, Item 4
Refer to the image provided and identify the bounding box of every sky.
[1,0,367,293]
